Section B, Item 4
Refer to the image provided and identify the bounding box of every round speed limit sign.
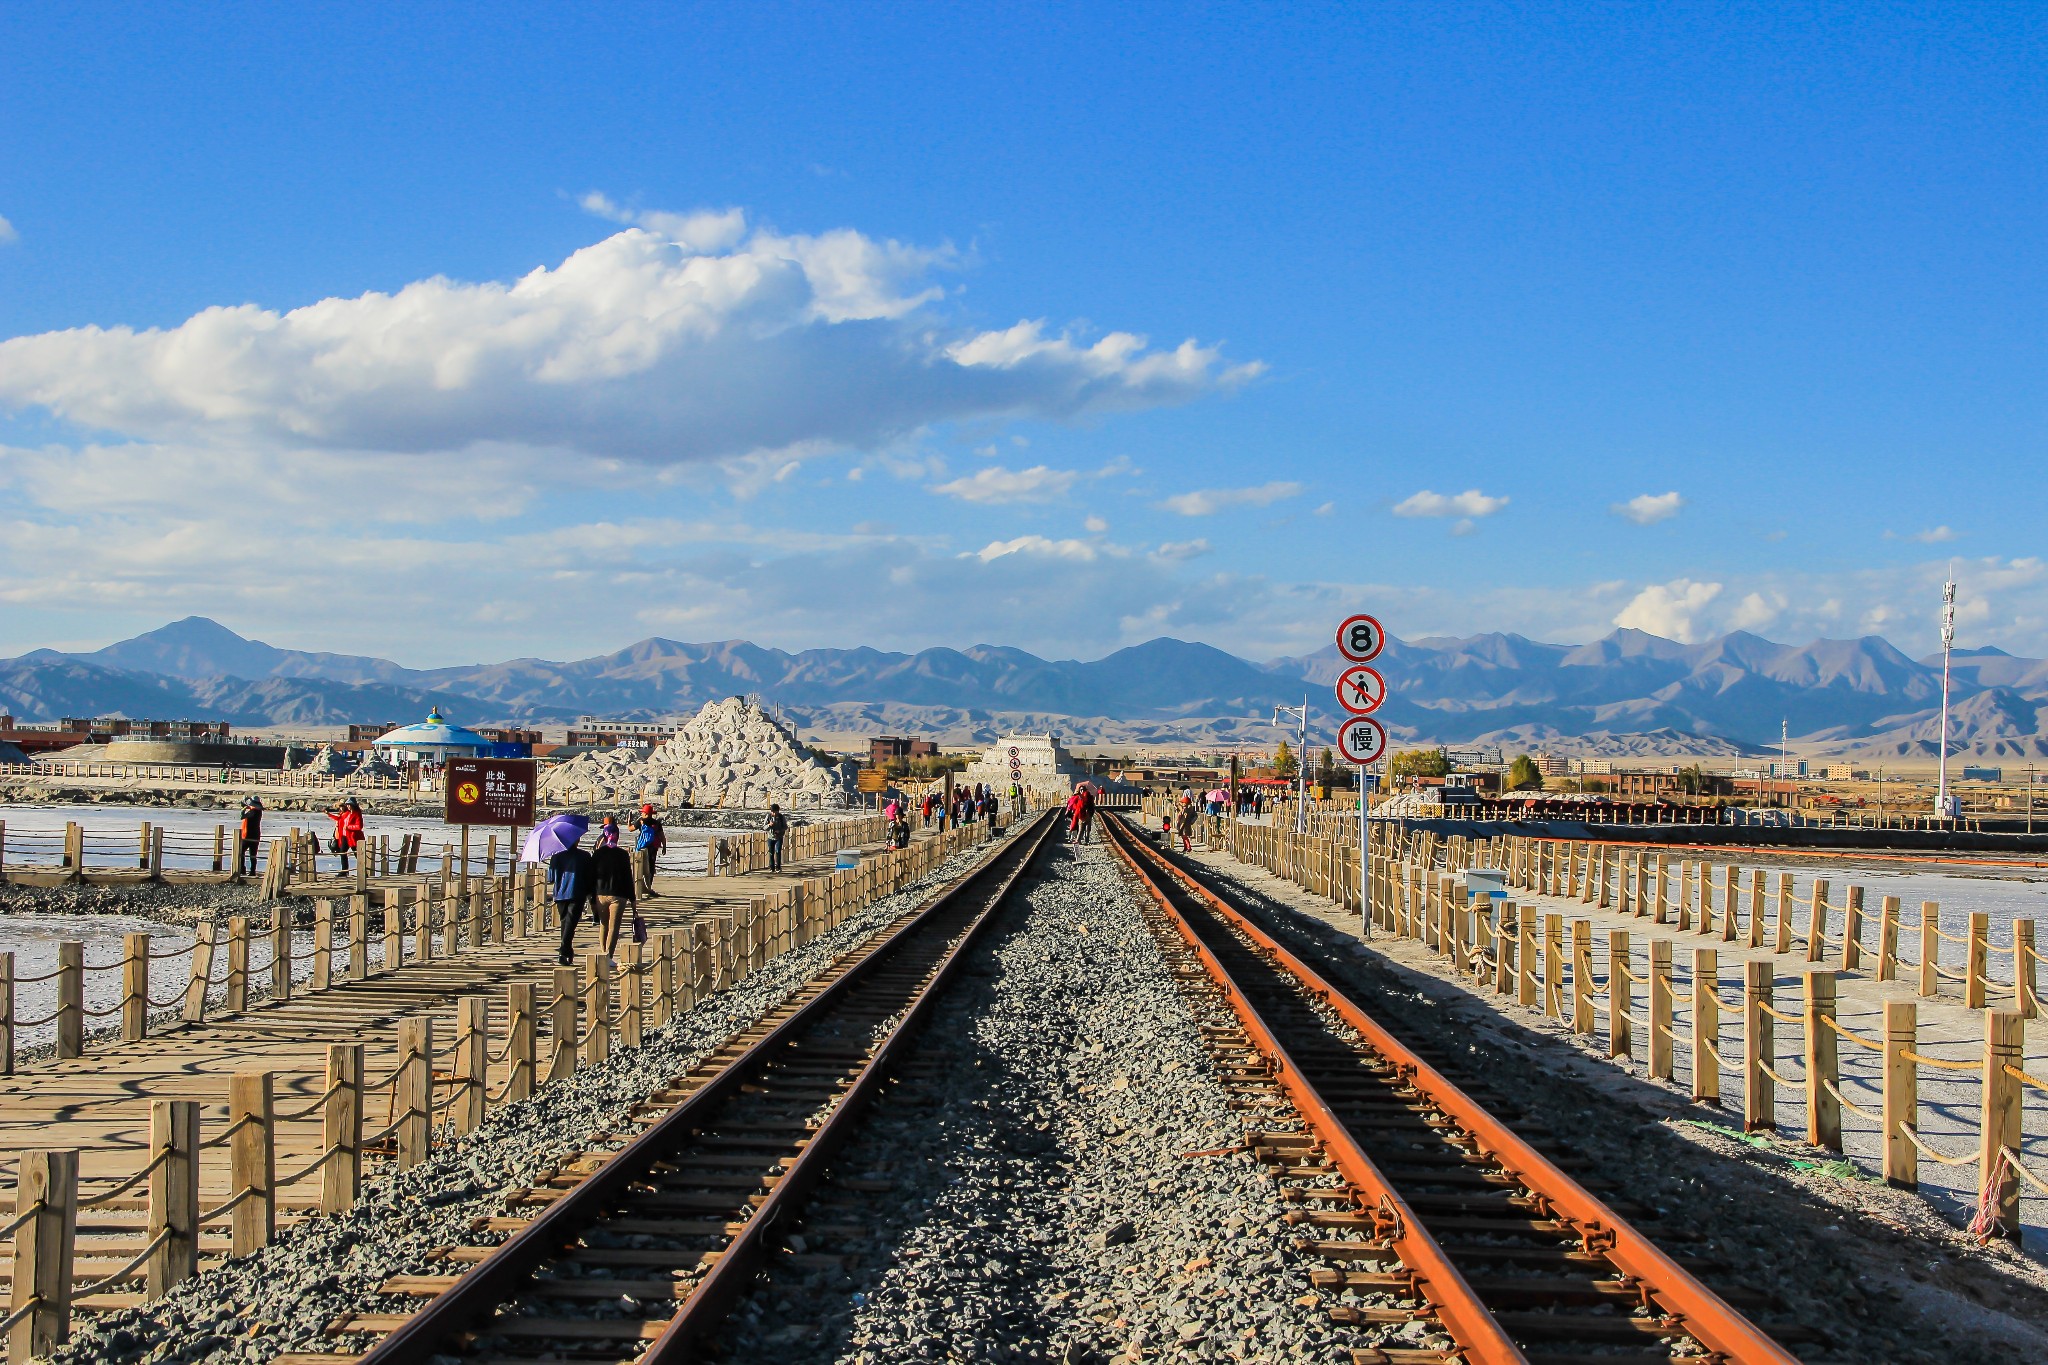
[1335,715,1389,766]
[1336,614,1385,663]
[1334,664,1386,714]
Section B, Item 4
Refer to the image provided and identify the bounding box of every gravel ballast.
[726,840,1355,1364]
[47,837,1009,1365]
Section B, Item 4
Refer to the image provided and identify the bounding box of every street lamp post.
[1936,579,1957,823]
[1274,696,1310,835]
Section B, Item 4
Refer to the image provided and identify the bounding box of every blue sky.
[2,3,2043,666]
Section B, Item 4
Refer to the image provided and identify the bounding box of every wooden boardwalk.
[0,822,988,1327]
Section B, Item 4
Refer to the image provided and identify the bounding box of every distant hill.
[6,616,2047,759]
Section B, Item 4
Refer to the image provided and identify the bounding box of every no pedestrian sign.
[445,757,538,826]
[1334,664,1385,715]
[1336,716,1389,766]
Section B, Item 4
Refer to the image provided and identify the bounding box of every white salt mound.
[539,697,854,808]
[305,744,356,776]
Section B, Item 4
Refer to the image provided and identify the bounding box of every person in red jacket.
[326,797,365,872]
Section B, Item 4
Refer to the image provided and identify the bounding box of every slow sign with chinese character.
[444,757,538,826]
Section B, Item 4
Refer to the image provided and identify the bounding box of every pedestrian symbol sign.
[1334,665,1385,715]
[1336,716,1388,766]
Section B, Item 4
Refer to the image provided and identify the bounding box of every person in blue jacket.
[548,836,595,965]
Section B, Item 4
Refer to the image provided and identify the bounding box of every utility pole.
[1936,578,1957,822]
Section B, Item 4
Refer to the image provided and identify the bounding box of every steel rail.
[1108,815,1801,1365]
[643,807,1064,1359]
[355,810,1057,1365]
[1101,815,1528,1363]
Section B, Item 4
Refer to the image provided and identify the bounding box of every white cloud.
[1612,491,1684,525]
[1912,525,1958,544]
[1157,481,1304,516]
[1313,501,1335,517]
[972,535,1103,563]
[0,211,1253,470]
[928,464,1078,504]
[1612,578,1723,643]
[0,215,16,245]
[1152,539,1211,561]
[1084,515,1109,533]
[1729,591,1781,630]
[1392,488,1508,520]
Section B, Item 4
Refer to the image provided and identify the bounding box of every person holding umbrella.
[525,813,594,966]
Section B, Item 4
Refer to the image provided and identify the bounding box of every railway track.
[278,808,1061,1365]
[1101,813,1803,1365]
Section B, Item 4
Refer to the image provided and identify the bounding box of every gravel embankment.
[1177,841,2048,1365]
[0,879,264,925]
[48,839,1007,1365]
[725,840,1360,1364]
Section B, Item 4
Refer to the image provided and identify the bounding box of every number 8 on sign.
[1336,716,1388,766]
[1336,614,1384,663]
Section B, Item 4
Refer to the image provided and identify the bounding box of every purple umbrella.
[520,813,589,864]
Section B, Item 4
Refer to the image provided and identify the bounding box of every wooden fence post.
[455,997,487,1135]
[584,953,613,1066]
[1692,948,1719,1104]
[1744,960,1773,1132]
[396,1017,432,1169]
[1804,971,1840,1151]
[229,1071,274,1257]
[122,932,150,1042]
[1773,873,1794,954]
[653,931,677,1027]
[146,1099,198,1297]
[9,1148,78,1358]
[55,941,84,1059]
[1807,880,1831,964]
[224,916,250,1014]
[1883,1001,1916,1188]
[1978,1009,2024,1241]
[1920,902,1940,998]
[322,1044,361,1214]
[348,896,369,982]
[1608,930,1631,1059]
[270,912,292,1004]
[1966,912,1990,1009]
[0,952,12,1076]
[2017,920,2039,1019]
[619,943,645,1049]
[1648,939,1673,1080]
[1543,913,1565,1020]
[312,901,333,993]
[505,983,536,1105]
[1571,920,1594,1034]
[1517,911,1538,1008]
[1840,885,1865,973]
[549,966,578,1082]
[1721,865,1739,942]
[416,890,437,964]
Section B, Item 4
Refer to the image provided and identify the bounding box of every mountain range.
[4,616,2046,762]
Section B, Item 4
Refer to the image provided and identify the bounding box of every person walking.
[236,796,264,878]
[586,834,637,958]
[1078,782,1096,843]
[1176,796,1197,853]
[548,837,595,965]
[766,803,789,872]
[634,803,665,896]
[1065,787,1087,844]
